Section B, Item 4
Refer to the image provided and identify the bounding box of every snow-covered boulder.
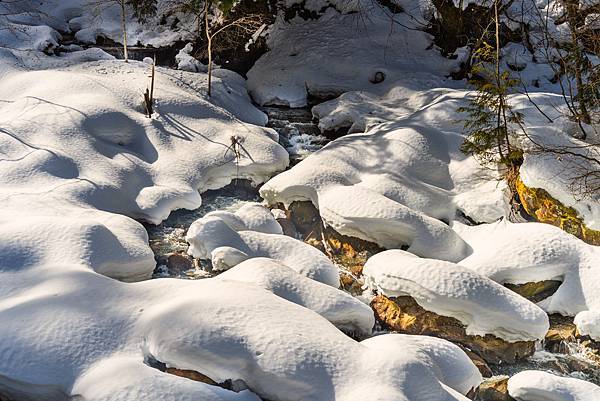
[260,124,478,262]
[217,257,374,334]
[364,250,549,342]
[456,220,600,341]
[176,43,208,73]
[361,334,483,396]
[186,214,340,286]
[507,370,600,401]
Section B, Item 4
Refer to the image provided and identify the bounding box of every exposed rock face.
[475,377,513,401]
[504,281,562,303]
[287,201,382,290]
[515,175,600,245]
[371,295,536,364]
[165,367,217,385]
[166,252,195,274]
[545,315,577,354]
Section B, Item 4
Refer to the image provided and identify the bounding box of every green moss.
[515,175,600,245]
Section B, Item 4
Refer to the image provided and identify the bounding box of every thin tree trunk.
[204,1,212,97]
[564,0,591,128]
[120,0,128,62]
[494,0,507,161]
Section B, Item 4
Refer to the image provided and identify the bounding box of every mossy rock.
[514,175,600,245]
[370,295,536,365]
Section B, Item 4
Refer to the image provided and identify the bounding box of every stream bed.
[144,104,600,391]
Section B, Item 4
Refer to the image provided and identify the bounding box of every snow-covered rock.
[456,220,600,339]
[186,214,339,286]
[507,370,600,401]
[217,257,374,334]
[364,250,550,342]
[176,43,208,73]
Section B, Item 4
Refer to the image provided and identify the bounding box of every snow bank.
[455,220,600,339]
[186,213,339,287]
[507,370,600,401]
[364,250,549,341]
[217,257,374,334]
[247,3,461,107]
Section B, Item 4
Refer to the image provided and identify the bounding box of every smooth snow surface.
[364,250,549,341]
[218,258,374,334]
[508,370,600,401]
[186,211,340,286]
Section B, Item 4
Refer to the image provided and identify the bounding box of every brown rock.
[371,295,536,365]
[545,314,577,354]
[514,174,600,245]
[166,252,194,274]
[475,377,513,401]
[165,367,217,385]
[339,271,364,296]
[461,347,493,378]
[505,280,562,303]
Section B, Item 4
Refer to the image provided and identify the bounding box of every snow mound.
[186,213,340,286]
[361,334,482,396]
[364,250,549,341]
[507,370,600,401]
[176,43,208,73]
[455,220,600,339]
[247,3,461,107]
[217,257,374,334]
[202,203,283,235]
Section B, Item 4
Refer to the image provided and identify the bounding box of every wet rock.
[340,271,363,296]
[370,71,386,84]
[505,280,562,303]
[545,314,577,354]
[371,295,536,364]
[288,201,323,236]
[475,376,513,401]
[165,367,218,385]
[286,201,382,276]
[514,174,600,245]
[165,252,194,274]
[461,347,493,378]
[323,226,383,277]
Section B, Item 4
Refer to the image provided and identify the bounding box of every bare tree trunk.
[204,1,213,97]
[120,0,129,62]
[494,0,508,161]
[564,0,591,128]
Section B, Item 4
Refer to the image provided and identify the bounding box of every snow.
[186,212,340,286]
[508,370,600,401]
[247,2,462,107]
[176,43,208,73]
[260,86,512,261]
[363,250,550,342]
[217,257,375,334]
[455,220,600,339]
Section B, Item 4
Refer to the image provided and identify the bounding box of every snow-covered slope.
[247,1,463,107]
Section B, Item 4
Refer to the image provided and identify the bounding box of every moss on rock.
[514,175,600,245]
